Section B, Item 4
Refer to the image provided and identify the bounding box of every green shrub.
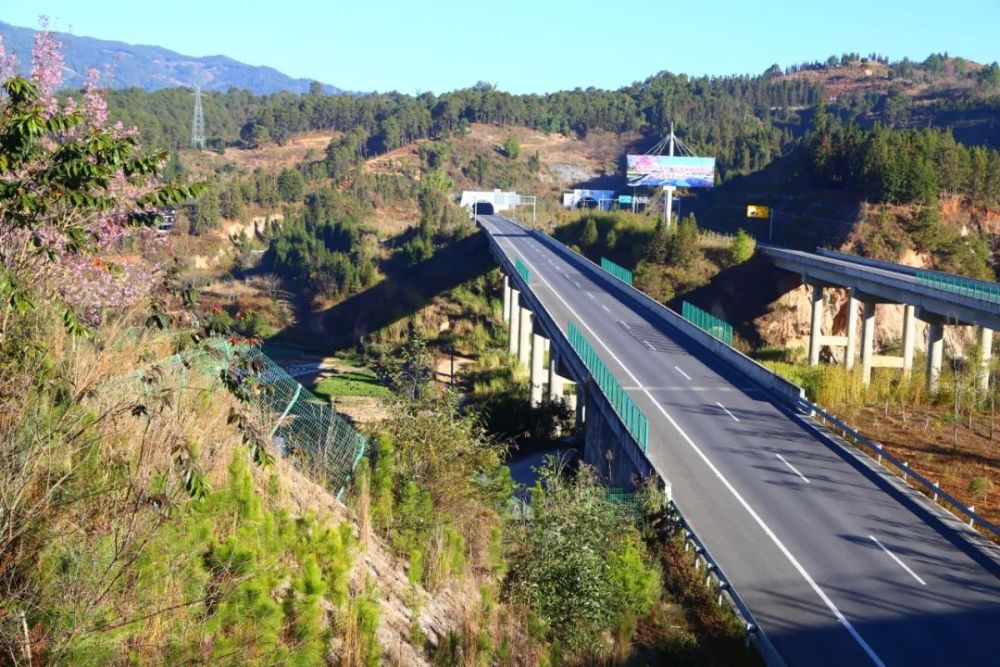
[969,476,994,501]
[730,228,755,264]
[505,463,661,658]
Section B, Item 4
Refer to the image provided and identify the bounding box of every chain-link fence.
[98,339,366,499]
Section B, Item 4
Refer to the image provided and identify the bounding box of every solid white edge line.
[869,535,927,586]
[776,453,811,484]
[674,366,692,381]
[717,401,741,422]
[486,217,886,667]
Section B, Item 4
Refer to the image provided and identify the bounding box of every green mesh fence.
[607,488,641,518]
[916,270,1000,304]
[514,257,531,284]
[600,257,633,286]
[567,321,649,450]
[682,301,733,347]
[100,340,366,499]
[240,346,367,498]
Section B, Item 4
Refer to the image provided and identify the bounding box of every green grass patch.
[314,371,394,399]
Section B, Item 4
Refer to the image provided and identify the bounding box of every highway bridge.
[478,214,1000,667]
[762,245,1000,390]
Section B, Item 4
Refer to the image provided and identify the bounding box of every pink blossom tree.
[0,18,203,335]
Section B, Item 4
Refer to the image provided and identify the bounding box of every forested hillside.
[108,73,821,179]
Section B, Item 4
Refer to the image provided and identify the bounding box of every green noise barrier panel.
[682,301,734,347]
[514,257,531,284]
[916,270,1000,304]
[600,257,634,286]
[567,322,649,450]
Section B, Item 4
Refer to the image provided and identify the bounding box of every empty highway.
[480,214,1000,667]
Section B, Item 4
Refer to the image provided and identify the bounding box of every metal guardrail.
[600,257,634,286]
[799,398,1000,540]
[665,501,789,667]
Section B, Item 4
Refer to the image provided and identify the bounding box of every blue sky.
[3,0,998,94]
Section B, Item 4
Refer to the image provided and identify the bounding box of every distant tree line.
[806,99,1000,206]
[104,71,823,181]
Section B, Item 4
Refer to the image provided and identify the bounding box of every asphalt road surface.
[479,214,1000,667]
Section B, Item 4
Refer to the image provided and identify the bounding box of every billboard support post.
[664,122,676,229]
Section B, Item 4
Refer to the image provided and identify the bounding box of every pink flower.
[31,16,64,117]
[82,67,108,127]
[0,35,18,81]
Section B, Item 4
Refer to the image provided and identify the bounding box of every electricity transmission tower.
[190,86,206,149]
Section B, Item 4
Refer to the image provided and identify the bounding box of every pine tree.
[580,218,599,248]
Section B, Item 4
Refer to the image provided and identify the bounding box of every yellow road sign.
[747,205,771,219]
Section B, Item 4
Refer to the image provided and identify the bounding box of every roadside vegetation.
[555,210,757,303]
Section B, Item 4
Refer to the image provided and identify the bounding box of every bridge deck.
[762,245,1000,330]
[480,215,1000,667]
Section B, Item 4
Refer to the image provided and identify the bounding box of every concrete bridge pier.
[518,307,533,368]
[979,327,994,393]
[850,294,913,386]
[507,288,521,356]
[574,386,585,428]
[548,354,566,401]
[502,275,511,323]
[860,300,877,385]
[806,280,849,366]
[808,281,825,366]
[924,316,945,394]
[901,304,917,377]
[530,331,546,406]
[845,287,859,369]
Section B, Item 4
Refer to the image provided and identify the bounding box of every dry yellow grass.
[179,130,341,178]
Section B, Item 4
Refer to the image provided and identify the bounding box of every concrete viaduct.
[479,214,1000,667]
[761,246,1000,392]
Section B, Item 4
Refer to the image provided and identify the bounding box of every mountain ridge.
[0,20,343,95]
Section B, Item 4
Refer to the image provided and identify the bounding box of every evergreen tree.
[191,186,221,235]
[669,215,699,266]
[580,218,599,248]
[277,168,305,202]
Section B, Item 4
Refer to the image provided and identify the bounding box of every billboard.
[626,155,716,188]
[746,205,771,219]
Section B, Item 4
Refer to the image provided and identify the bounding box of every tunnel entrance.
[473,201,495,215]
